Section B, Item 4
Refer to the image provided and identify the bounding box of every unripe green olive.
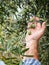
[28,31,32,35]
[30,24,35,28]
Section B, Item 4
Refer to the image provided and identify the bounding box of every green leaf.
[21,48,29,53]
[1,38,4,47]
[19,60,23,65]
[22,54,33,57]
[0,48,5,51]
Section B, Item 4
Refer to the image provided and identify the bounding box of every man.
[23,16,46,65]
[0,17,46,65]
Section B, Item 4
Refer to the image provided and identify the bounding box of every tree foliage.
[0,0,49,65]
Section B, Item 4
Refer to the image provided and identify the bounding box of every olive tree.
[0,0,49,65]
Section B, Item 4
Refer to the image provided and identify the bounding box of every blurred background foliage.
[0,0,49,65]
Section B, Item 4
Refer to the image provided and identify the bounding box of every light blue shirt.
[23,58,41,65]
[0,60,6,65]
